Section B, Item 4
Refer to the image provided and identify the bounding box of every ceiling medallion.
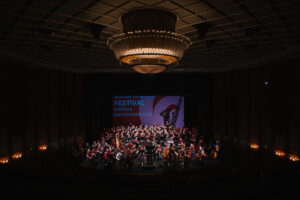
[107,9,192,74]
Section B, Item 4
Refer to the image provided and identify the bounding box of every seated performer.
[76,124,221,170]
[163,146,170,167]
[155,144,162,160]
[86,148,93,160]
[116,150,126,166]
[169,144,177,164]
[96,144,103,159]
[178,146,186,168]
[104,148,110,160]
[196,146,207,162]
[125,147,135,168]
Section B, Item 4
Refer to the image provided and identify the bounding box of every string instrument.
[187,147,193,159]
[178,149,185,162]
[196,151,202,161]
[212,145,219,159]
[163,148,169,160]
[213,151,217,159]
[178,149,183,159]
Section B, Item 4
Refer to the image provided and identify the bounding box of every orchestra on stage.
[72,123,221,170]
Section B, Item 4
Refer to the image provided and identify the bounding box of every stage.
[80,159,221,173]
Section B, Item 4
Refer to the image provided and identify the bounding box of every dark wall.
[84,73,213,141]
[212,59,300,155]
[0,62,85,157]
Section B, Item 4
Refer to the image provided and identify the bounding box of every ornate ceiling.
[0,0,299,73]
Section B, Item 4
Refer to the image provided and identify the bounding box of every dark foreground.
[1,144,299,199]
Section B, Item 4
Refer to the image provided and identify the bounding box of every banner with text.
[112,96,184,127]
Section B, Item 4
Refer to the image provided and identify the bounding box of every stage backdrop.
[112,96,184,127]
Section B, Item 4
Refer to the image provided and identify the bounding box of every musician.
[116,150,125,166]
[77,124,221,170]
[189,143,196,160]
[163,146,169,167]
[91,146,97,157]
[86,148,93,161]
[178,146,186,168]
[110,139,116,148]
[210,140,220,160]
[168,144,176,165]
[104,148,110,160]
[191,134,196,144]
[82,142,90,154]
[145,141,155,165]
[119,141,125,151]
[196,145,207,162]
[155,144,162,160]
[96,144,104,160]
[125,147,135,168]
[187,146,193,160]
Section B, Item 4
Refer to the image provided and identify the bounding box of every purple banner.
[113,96,184,127]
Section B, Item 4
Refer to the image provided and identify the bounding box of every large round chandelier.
[107,9,192,74]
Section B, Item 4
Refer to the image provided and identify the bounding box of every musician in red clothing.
[196,146,207,162]
[110,139,116,148]
[76,124,221,170]
[104,148,110,160]
[86,148,93,160]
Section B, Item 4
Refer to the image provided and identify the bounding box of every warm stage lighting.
[275,150,285,157]
[12,152,22,159]
[250,143,259,150]
[289,154,299,162]
[39,145,47,151]
[0,157,9,164]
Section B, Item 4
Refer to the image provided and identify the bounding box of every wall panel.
[212,59,300,155]
[0,62,85,157]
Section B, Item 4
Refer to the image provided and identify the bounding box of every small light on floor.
[39,145,47,151]
[250,143,259,150]
[12,152,22,159]
[275,150,285,157]
[289,154,299,162]
[0,157,9,164]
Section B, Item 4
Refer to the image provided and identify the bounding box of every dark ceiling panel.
[0,0,299,73]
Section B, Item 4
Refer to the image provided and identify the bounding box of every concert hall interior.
[0,0,300,199]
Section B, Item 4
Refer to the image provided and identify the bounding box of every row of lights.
[249,143,299,162]
[289,154,300,162]
[0,152,23,164]
[0,145,47,165]
[0,157,9,164]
